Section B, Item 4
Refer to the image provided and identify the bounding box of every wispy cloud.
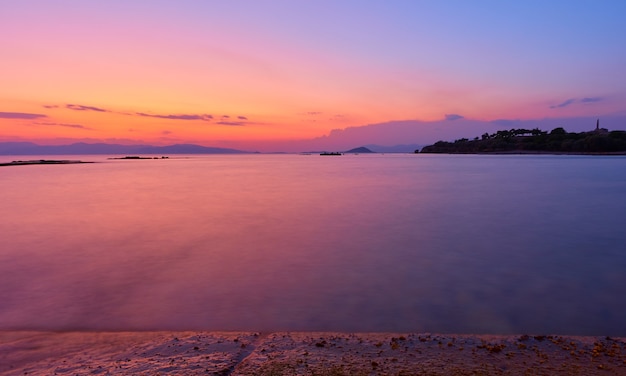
[445,114,464,121]
[0,111,47,119]
[43,105,59,109]
[137,112,214,121]
[51,102,250,124]
[33,122,92,130]
[66,104,109,112]
[162,130,173,135]
[217,115,251,125]
[550,98,576,109]
[217,121,246,126]
[550,97,604,109]
[581,96,603,103]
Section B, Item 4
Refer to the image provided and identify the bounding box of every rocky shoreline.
[0,159,94,167]
[1,331,624,375]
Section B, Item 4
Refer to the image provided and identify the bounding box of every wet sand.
[1,331,625,375]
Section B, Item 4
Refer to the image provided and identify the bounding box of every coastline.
[2,331,624,375]
[418,150,626,155]
[0,159,94,167]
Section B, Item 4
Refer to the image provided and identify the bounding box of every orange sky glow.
[2,1,626,151]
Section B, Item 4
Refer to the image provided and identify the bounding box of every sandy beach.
[1,331,624,375]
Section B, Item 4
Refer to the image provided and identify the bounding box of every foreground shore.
[1,331,625,375]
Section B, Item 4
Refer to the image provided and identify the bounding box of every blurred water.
[1,154,625,335]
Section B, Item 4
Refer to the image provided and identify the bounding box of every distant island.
[318,147,376,155]
[418,122,626,154]
[0,142,249,155]
[344,146,375,153]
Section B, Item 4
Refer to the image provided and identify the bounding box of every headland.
[418,123,626,155]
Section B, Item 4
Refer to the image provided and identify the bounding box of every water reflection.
[1,154,625,335]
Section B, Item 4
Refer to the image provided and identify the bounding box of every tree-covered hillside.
[418,127,626,154]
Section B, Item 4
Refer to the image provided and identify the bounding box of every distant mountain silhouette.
[344,146,375,153]
[0,142,249,155]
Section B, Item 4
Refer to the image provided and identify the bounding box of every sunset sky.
[2,1,626,151]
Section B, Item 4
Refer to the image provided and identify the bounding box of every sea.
[1,153,625,336]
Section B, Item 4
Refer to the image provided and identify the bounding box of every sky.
[2,1,626,151]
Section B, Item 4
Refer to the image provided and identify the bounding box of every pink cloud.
[0,111,47,119]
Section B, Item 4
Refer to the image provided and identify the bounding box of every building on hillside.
[595,119,608,133]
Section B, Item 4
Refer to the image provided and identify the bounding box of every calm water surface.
[1,154,625,335]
